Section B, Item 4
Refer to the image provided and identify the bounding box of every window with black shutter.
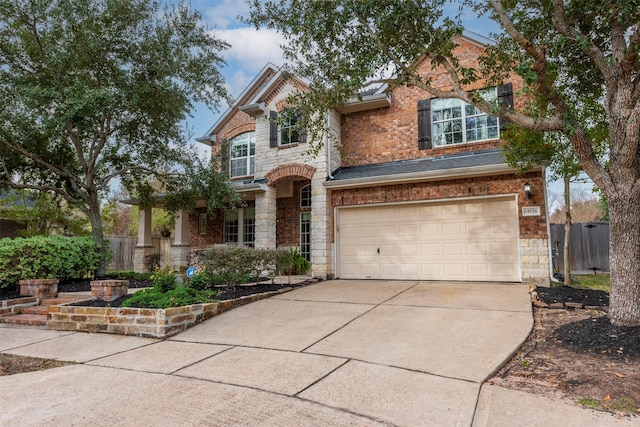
[269,110,278,148]
[417,99,432,150]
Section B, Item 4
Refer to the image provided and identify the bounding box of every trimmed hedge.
[0,236,100,289]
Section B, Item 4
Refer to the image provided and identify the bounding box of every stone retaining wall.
[0,296,38,317]
[47,289,290,339]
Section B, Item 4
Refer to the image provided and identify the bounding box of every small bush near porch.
[191,246,310,289]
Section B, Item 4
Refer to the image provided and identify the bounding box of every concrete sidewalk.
[0,280,634,426]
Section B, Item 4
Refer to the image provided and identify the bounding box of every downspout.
[326,110,334,179]
[543,165,561,284]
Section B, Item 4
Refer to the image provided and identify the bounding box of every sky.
[185,1,595,208]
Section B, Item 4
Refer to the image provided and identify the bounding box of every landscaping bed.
[491,286,640,418]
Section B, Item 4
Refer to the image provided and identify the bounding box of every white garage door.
[338,197,520,281]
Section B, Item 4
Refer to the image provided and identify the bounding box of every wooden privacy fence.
[550,222,610,274]
[106,236,172,272]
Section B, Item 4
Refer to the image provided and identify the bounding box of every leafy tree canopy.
[0,0,230,274]
[248,0,640,325]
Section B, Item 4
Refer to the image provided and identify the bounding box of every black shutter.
[269,110,278,148]
[497,82,513,130]
[220,138,229,175]
[417,99,432,150]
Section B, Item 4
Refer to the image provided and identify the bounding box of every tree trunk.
[563,175,571,286]
[608,196,640,326]
[88,192,108,277]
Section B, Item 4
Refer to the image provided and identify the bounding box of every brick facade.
[179,37,550,282]
[341,39,525,167]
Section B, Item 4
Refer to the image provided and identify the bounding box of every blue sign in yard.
[186,266,198,278]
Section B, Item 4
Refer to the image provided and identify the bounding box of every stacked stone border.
[529,286,609,312]
[0,296,38,317]
[47,288,295,339]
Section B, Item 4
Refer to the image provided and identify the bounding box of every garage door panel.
[442,222,463,236]
[490,219,517,235]
[338,197,519,282]
[420,223,440,236]
[421,243,440,256]
[491,241,517,256]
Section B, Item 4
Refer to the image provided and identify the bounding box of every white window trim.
[432,88,500,147]
[229,132,255,177]
[198,213,207,235]
[300,184,311,208]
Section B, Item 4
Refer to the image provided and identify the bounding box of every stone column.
[310,173,331,279]
[134,208,155,273]
[254,187,276,249]
[171,209,191,267]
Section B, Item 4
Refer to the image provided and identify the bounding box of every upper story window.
[300,184,311,208]
[280,109,301,145]
[229,132,255,177]
[269,109,307,148]
[431,88,498,147]
[417,83,512,150]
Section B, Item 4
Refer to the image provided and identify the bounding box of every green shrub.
[279,247,310,275]
[0,236,100,289]
[185,271,212,290]
[121,286,217,308]
[150,266,177,293]
[203,246,257,288]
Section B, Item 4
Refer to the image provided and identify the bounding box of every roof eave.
[342,93,392,114]
[324,163,536,189]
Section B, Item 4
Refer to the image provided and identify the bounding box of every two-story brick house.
[134,32,550,285]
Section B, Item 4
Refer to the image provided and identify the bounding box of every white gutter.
[323,163,519,189]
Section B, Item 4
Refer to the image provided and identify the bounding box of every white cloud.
[216,27,287,72]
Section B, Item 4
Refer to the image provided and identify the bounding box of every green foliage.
[202,247,289,288]
[150,265,177,293]
[0,0,229,275]
[162,155,243,218]
[0,190,89,237]
[0,236,100,289]
[184,271,212,291]
[280,247,311,275]
[121,286,217,309]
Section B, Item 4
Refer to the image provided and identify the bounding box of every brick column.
[310,175,330,279]
[254,187,276,249]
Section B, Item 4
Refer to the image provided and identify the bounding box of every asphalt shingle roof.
[329,149,507,181]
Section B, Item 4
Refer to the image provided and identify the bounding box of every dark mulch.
[69,279,315,308]
[553,316,640,359]
[57,277,153,293]
[535,286,638,360]
[537,285,609,307]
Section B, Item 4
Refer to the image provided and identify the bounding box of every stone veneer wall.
[520,238,550,286]
[47,291,286,339]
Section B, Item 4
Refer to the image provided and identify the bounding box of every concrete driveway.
[0,280,633,426]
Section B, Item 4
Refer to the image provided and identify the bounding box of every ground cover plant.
[120,266,217,309]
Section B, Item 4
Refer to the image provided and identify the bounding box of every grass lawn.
[571,274,610,292]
